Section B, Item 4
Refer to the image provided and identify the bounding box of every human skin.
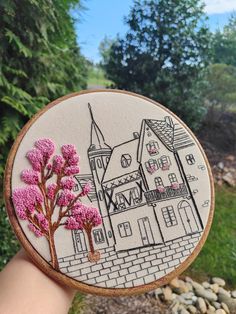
[0,249,76,314]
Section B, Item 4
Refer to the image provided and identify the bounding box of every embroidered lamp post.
[66,204,102,262]
[12,139,101,270]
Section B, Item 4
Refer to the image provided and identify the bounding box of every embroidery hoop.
[4,89,215,296]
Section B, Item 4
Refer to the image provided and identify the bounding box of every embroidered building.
[73,106,203,253]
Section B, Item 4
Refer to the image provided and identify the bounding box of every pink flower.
[12,186,43,219]
[61,144,76,160]
[171,182,179,190]
[64,166,80,176]
[65,217,81,230]
[80,182,91,196]
[46,163,52,170]
[36,213,49,231]
[57,190,75,206]
[35,138,55,160]
[61,177,76,190]
[67,154,80,166]
[156,186,166,193]
[21,169,39,185]
[47,183,57,200]
[26,148,43,171]
[28,224,43,237]
[52,155,64,174]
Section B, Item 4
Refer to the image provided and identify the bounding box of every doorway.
[178,201,199,234]
[138,217,155,246]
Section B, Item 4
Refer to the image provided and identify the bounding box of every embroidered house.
[73,106,203,253]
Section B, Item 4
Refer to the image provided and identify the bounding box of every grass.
[185,185,236,287]
[87,65,113,88]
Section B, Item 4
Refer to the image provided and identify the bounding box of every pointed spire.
[88,103,111,151]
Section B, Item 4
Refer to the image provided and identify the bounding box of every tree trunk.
[85,228,95,254]
[48,230,59,270]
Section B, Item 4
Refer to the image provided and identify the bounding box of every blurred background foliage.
[0,0,236,311]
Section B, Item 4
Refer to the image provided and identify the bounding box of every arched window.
[168,173,177,183]
[155,177,163,187]
[146,141,159,156]
[97,158,102,168]
[90,159,95,170]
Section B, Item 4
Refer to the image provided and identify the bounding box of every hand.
[0,249,76,314]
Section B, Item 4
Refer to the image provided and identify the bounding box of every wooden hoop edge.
[4,89,215,297]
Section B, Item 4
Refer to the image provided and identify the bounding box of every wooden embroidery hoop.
[4,89,215,296]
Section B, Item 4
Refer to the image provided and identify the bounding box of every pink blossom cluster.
[57,189,75,206]
[80,182,92,196]
[61,177,76,190]
[47,183,57,200]
[26,138,55,171]
[13,186,43,219]
[28,224,43,237]
[21,169,39,185]
[36,213,49,231]
[66,203,102,230]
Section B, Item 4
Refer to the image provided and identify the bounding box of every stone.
[171,300,180,314]
[192,281,204,291]
[181,292,194,300]
[163,286,173,302]
[231,290,236,298]
[206,311,215,314]
[179,280,190,293]
[225,154,235,161]
[185,276,193,283]
[195,289,217,302]
[186,282,193,291]
[218,288,231,298]
[202,281,211,289]
[210,283,219,294]
[170,278,180,289]
[212,302,221,310]
[192,296,198,302]
[215,310,226,314]
[221,302,229,314]
[187,305,197,314]
[217,162,224,170]
[154,287,163,297]
[222,172,235,187]
[176,295,192,305]
[196,297,207,313]
[180,308,190,314]
[212,277,226,287]
[208,305,216,312]
[218,293,236,313]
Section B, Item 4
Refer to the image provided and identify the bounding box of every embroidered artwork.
[8,90,213,291]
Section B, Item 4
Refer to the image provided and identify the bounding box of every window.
[186,154,195,165]
[98,190,103,201]
[158,155,171,170]
[93,229,105,244]
[118,222,132,237]
[155,177,163,187]
[146,141,159,156]
[97,158,102,168]
[168,173,178,184]
[90,159,95,170]
[162,206,177,227]
[121,154,132,168]
[145,159,158,174]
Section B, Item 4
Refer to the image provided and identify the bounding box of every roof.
[146,116,194,151]
[102,138,140,183]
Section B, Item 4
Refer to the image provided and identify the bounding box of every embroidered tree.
[66,204,102,262]
[12,138,102,270]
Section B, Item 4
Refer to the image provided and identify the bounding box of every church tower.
[87,103,112,217]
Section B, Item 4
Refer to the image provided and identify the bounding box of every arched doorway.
[178,201,199,234]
